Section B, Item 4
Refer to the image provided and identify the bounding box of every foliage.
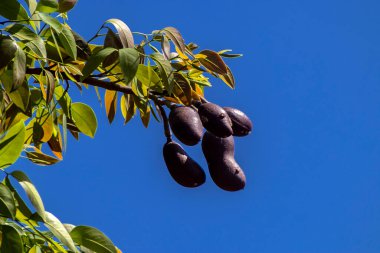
[0,0,241,251]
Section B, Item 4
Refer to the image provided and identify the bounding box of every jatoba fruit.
[202,131,246,191]
[223,107,253,136]
[169,106,203,146]
[163,141,206,187]
[197,102,233,138]
[58,0,77,13]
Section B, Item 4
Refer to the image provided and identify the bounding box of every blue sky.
[15,0,380,252]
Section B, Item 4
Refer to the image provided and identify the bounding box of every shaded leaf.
[71,102,97,138]
[81,48,117,79]
[218,65,235,89]
[11,170,46,221]
[0,70,30,112]
[1,224,24,253]
[163,27,186,54]
[0,183,16,219]
[26,151,60,165]
[197,49,228,75]
[0,121,25,169]
[44,211,78,252]
[161,35,170,60]
[70,226,117,253]
[150,52,174,94]
[0,0,29,20]
[119,48,140,84]
[103,28,123,67]
[13,46,27,91]
[0,36,17,70]
[105,19,134,48]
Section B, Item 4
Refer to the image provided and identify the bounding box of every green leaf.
[11,170,46,221]
[0,121,25,169]
[0,70,30,112]
[70,226,117,253]
[119,48,140,84]
[105,19,134,48]
[58,25,77,60]
[36,0,58,13]
[71,102,97,138]
[0,0,29,20]
[136,64,163,92]
[151,52,174,94]
[81,47,117,79]
[0,183,16,219]
[44,211,78,253]
[12,46,27,91]
[103,28,123,67]
[6,24,47,59]
[1,224,24,253]
[38,12,63,32]
[54,84,71,118]
[24,0,38,14]
[0,36,17,70]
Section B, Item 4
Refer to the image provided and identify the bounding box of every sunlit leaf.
[58,25,77,60]
[218,65,235,89]
[11,170,46,221]
[105,90,117,123]
[38,12,63,32]
[163,27,186,54]
[0,121,25,169]
[0,183,16,219]
[44,211,78,252]
[120,93,136,124]
[36,0,58,13]
[161,35,171,60]
[71,102,97,138]
[151,52,174,94]
[105,19,134,48]
[70,226,117,253]
[1,225,24,253]
[119,48,140,84]
[136,64,162,91]
[197,49,228,75]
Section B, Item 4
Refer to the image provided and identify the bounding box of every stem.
[154,98,172,142]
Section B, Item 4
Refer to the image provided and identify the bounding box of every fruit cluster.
[162,101,252,191]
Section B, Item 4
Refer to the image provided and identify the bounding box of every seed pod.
[58,0,77,13]
[223,107,253,136]
[202,131,246,191]
[169,106,203,146]
[198,102,233,138]
[163,141,206,188]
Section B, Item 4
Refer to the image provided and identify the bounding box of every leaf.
[0,121,25,169]
[44,211,78,252]
[26,151,60,165]
[120,93,135,124]
[28,245,42,253]
[36,0,58,13]
[47,126,63,159]
[197,49,228,75]
[54,84,71,118]
[11,171,46,221]
[151,52,174,94]
[104,90,117,123]
[218,65,235,89]
[0,183,16,219]
[136,64,162,91]
[44,70,56,104]
[119,48,140,84]
[70,226,117,253]
[24,0,38,14]
[163,27,186,54]
[1,224,24,253]
[71,102,97,138]
[6,24,47,59]
[105,19,134,48]
[81,48,117,79]
[103,28,123,67]
[0,36,17,70]
[161,35,171,60]
[38,12,63,32]
[58,25,77,60]
[0,70,30,112]
[0,0,29,20]
[13,46,27,91]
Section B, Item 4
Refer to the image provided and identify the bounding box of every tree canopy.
[0,0,246,252]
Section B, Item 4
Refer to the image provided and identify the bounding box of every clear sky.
[15,0,380,252]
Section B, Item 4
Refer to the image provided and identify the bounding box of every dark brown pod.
[223,107,253,136]
[58,0,77,12]
[202,131,246,191]
[198,102,233,138]
[163,141,206,187]
[169,106,203,146]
